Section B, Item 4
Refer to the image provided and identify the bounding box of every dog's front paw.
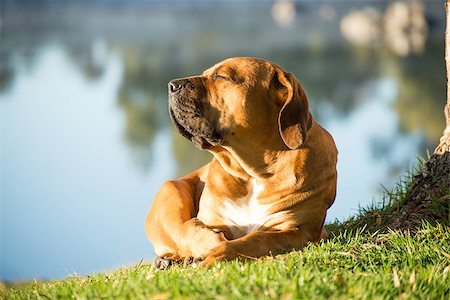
[181,219,227,258]
[199,241,239,267]
[155,256,175,270]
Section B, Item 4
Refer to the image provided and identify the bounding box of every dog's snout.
[169,80,183,93]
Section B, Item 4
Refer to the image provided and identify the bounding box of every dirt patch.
[387,151,450,230]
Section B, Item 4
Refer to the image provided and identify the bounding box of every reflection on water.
[0,2,446,281]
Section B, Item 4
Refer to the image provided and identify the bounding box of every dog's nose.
[168,80,183,93]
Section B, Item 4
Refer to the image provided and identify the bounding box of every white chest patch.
[220,179,278,238]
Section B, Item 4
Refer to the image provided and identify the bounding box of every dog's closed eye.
[213,74,232,81]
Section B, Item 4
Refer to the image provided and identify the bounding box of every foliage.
[327,157,449,235]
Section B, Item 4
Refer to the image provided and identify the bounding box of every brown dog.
[145,57,337,267]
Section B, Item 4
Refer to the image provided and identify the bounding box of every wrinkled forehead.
[202,57,276,83]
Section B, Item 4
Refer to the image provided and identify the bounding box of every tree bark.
[434,1,450,154]
[387,2,450,230]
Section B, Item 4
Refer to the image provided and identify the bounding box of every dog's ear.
[271,69,312,150]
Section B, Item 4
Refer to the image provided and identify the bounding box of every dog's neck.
[210,143,298,186]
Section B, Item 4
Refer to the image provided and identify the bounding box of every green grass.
[2,163,450,299]
[3,224,449,299]
[328,157,449,235]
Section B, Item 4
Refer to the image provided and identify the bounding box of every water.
[0,2,446,281]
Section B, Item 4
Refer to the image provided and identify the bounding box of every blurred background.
[0,0,446,282]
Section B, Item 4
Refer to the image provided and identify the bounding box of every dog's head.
[168,57,311,151]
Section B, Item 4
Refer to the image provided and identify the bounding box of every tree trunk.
[387,2,450,230]
[434,1,450,154]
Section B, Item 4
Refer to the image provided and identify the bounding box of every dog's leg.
[199,224,324,267]
[198,200,328,266]
[145,166,226,263]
